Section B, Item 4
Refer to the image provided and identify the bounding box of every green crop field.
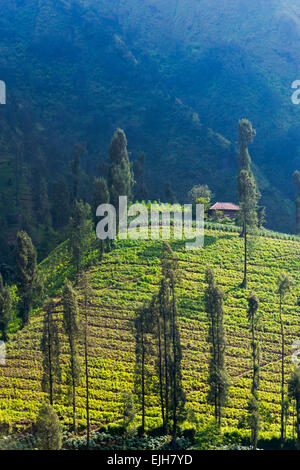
[0,229,299,439]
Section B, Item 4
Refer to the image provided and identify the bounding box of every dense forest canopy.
[0,0,300,270]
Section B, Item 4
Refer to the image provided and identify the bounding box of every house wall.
[209,210,239,219]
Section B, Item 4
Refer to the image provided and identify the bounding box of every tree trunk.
[22,297,30,327]
[157,319,166,433]
[280,298,285,443]
[163,306,169,431]
[241,220,247,288]
[70,340,77,434]
[171,285,177,445]
[47,314,53,406]
[253,426,258,451]
[295,198,300,236]
[141,329,145,436]
[210,309,218,422]
[218,389,221,427]
[84,302,90,449]
[296,398,300,450]
[72,373,76,433]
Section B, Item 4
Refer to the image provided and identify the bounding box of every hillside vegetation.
[0,228,299,438]
[0,0,299,257]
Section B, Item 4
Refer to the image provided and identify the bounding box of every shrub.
[36,403,62,450]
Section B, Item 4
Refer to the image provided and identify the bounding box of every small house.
[208,202,240,219]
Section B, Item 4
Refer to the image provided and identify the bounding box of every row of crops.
[0,230,299,438]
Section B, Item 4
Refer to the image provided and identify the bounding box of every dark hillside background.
[0,0,299,268]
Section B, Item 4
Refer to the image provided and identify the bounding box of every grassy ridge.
[0,230,299,437]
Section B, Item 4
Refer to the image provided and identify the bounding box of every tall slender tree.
[51,178,70,230]
[41,299,61,406]
[34,175,51,227]
[247,294,261,450]
[158,277,171,432]
[205,268,229,426]
[133,151,148,202]
[165,181,177,204]
[288,366,300,450]
[15,231,40,326]
[62,280,81,433]
[237,119,260,288]
[277,273,295,442]
[257,205,266,229]
[149,246,186,438]
[0,273,12,341]
[70,143,86,205]
[149,294,166,432]
[92,177,110,259]
[69,200,93,278]
[293,170,300,236]
[161,242,185,443]
[134,303,152,435]
[238,170,260,288]
[238,119,256,175]
[108,129,134,222]
[79,273,93,449]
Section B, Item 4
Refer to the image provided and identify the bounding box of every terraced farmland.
[0,229,299,437]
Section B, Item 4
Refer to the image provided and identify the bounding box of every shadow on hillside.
[140,239,187,259]
[225,284,244,295]
[138,233,234,258]
[204,232,238,249]
[204,235,218,247]
[218,233,237,241]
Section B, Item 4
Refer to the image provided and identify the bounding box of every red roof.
[209,202,240,211]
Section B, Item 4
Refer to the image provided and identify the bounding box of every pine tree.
[120,391,136,438]
[36,403,62,450]
[288,367,300,450]
[134,303,152,435]
[92,177,110,259]
[205,268,229,426]
[31,158,51,228]
[238,119,256,174]
[161,242,185,443]
[158,277,171,432]
[79,273,93,449]
[149,246,185,438]
[237,120,260,288]
[149,293,166,432]
[41,299,61,406]
[247,294,261,449]
[257,206,266,229]
[133,151,148,202]
[0,273,12,341]
[34,176,51,227]
[165,181,177,204]
[68,200,93,277]
[238,169,260,288]
[15,231,40,326]
[293,170,300,236]
[70,143,86,205]
[108,129,134,219]
[277,273,295,443]
[62,280,81,433]
[51,178,70,230]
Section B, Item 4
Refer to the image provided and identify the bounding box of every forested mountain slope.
[0,0,299,261]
